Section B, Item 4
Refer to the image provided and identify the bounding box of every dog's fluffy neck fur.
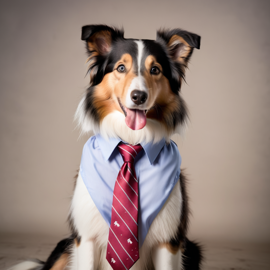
[75,98,186,145]
[100,111,169,145]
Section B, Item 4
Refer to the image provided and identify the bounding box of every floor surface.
[0,235,269,269]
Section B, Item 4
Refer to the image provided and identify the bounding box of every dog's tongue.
[125,108,146,130]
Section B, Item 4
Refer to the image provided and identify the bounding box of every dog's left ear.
[157,29,200,66]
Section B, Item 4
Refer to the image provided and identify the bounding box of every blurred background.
[0,0,269,260]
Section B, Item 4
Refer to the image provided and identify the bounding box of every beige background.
[0,0,269,245]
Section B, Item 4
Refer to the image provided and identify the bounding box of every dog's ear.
[81,25,124,57]
[81,25,124,85]
[157,29,200,66]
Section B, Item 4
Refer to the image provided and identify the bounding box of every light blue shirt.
[80,134,181,247]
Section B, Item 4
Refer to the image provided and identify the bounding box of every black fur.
[183,239,203,270]
[81,25,125,86]
[156,28,200,91]
[84,86,100,124]
[169,172,203,269]
[143,39,182,94]
[41,237,73,270]
[106,39,139,75]
[81,24,124,42]
[167,94,188,130]
[157,29,200,50]
[172,172,190,247]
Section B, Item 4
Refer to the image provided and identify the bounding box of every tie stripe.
[108,241,128,270]
[121,171,138,196]
[118,146,136,160]
[127,166,138,183]
[126,144,138,155]
[111,206,138,242]
[113,194,138,225]
[116,180,138,210]
[106,142,142,270]
[109,228,135,263]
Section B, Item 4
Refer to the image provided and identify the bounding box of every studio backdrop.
[0,0,269,244]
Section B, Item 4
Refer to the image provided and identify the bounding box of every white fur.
[125,40,149,108]
[152,246,183,270]
[68,173,182,270]
[72,239,95,270]
[7,261,42,270]
[135,40,144,75]
[125,76,148,109]
[100,111,170,144]
[74,96,99,136]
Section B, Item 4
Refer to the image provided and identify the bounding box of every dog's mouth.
[117,98,147,130]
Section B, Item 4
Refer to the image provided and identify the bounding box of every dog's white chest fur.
[69,173,181,269]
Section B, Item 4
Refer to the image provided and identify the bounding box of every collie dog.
[10,25,202,270]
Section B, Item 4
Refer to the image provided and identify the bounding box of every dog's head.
[76,25,200,144]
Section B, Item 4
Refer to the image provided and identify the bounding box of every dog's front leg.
[152,244,182,270]
[74,238,95,270]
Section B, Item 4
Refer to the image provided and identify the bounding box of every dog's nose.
[131,90,148,105]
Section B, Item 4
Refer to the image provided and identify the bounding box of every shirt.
[80,134,182,247]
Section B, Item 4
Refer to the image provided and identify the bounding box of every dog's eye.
[150,66,160,75]
[117,64,126,73]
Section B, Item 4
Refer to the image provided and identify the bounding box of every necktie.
[106,142,143,270]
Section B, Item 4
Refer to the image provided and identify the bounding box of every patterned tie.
[106,142,143,270]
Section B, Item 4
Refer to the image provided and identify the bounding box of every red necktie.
[106,142,143,270]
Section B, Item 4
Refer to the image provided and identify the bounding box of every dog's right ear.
[81,25,124,57]
[81,25,124,85]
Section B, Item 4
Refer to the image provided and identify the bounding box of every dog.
[10,25,202,270]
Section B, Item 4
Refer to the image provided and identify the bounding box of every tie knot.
[118,142,143,163]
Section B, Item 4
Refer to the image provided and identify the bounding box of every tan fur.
[87,31,112,55]
[167,35,192,64]
[75,237,81,247]
[85,31,113,83]
[159,243,180,255]
[92,53,139,121]
[143,55,163,107]
[113,53,137,107]
[92,74,117,120]
[144,60,182,133]
[50,253,69,270]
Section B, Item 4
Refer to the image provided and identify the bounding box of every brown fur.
[160,243,180,255]
[146,75,185,134]
[113,54,137,108]
[91,53,139,121]
[143,55,164,107]
[49,253,69,270]
[167,35,192,64]
[92,74,117,120]
[74,236,81,247]
[87,30,112,55]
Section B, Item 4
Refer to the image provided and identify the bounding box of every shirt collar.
[96,134,166,165]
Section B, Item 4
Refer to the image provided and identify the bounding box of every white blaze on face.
[124,40,149,130]
[125,40,148,109]
[135,40,144,79]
